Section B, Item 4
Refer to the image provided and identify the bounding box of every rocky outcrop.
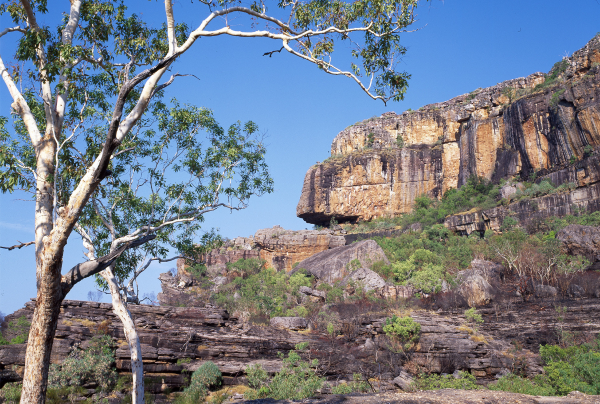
[444,169,600,235]
[457,260,503,307]
[557,224,600,262]
[179,226,346,275]
[161,226,346,305]
[2,298,600,392]
[252,226,345,273]
[291,240,389,282]
[269,317,308,331]
[297,35,600,225]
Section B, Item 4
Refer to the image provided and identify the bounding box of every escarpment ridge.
[297,35,600,225]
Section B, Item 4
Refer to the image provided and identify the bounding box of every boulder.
[270,317,308,331]
[341,268,386,291]
[500,184,518,200]
[291,240,390,283]
[534,284,558,298]
[407,222,422,233]
[392,370,414,390]
[380,284,415,299]
[298,286,326,300]
[557,224,600,262]
[567,284,584,298]
[457,259,500,307]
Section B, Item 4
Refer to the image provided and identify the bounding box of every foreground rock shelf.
[236,390,600,404]
[2,297,600,392]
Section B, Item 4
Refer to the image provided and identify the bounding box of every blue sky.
[1,0,599,314]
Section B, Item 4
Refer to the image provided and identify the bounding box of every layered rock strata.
[297,35,600,225]
[3,298,600,391]
[179,226,345,275]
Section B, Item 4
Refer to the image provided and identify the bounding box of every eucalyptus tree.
[0,0,427,402]
[74,100,270,403]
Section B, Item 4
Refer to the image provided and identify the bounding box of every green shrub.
[46,386,87,404]
[245,343,324,400]
[550,89,566,107]
[247,363,269,390]
[383,315,421,350]
[371,260,394,281]
[285,306,309,317]
[534,60,569,92]
[413,371,479,390]
[178,361,222,404]
[500,217,519,232]
[398,176,500,228]
[396,134,405,148]
[0,383,22,404]
[538,341,600,395]
[491,339,600,396]
[465,307,483,332]
[48,334,117,390]
[488,373,555,396]
[213,259,313,318]
[0,316,31,345]
[543,360,595,395]
[390,248,448,293]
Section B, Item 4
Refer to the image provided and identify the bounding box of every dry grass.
[470,334,488,344]
[73,318,96,328]
[456,325,474,334]
[62,320,74,326]
[205,385,252,402]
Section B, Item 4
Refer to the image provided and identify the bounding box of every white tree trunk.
[102,267,145,404]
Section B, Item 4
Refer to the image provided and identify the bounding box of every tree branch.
[0,26,26,38]
[0,241,35,251]
[263,47,284,57]
[60,234,156,295]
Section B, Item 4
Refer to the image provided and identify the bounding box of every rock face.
[181,226,346,275]
[161,226,346,305]
[444,156,600,235]
[3,298,600,392]
[291,240,390,282]
[341,267,386,291]
[297,35,600,225]
[557,224,600,262]
[269,317,308,331]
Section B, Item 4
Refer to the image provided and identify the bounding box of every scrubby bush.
[491,337,600,396]
[213,259,313,319]
[245,342,324,400]
[489,373,555,395]
[0,382,22,403]
[383,315,421,351]
[398,176,500,228]
[413,371,479,390]
[48,334,117,390]
[464,308,484,333]
[534,59,569,92]
[176,361,222,404]
[0,316,30,345]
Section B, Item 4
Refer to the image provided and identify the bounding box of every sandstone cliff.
[297,35,600,225]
